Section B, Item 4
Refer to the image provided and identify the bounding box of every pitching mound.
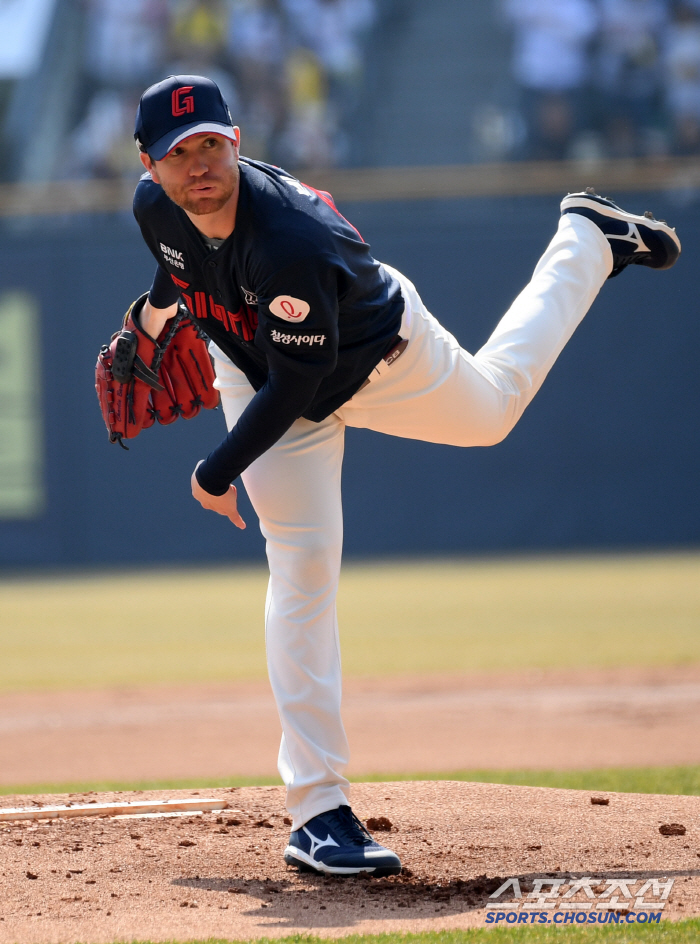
[0,781,698,943]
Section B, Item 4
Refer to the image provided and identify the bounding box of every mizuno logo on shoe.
[608,223,649,254]
[303,826,339,860]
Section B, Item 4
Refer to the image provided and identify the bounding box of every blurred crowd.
[61,0,700,178]
[498,0,700,161]
[65,0,376,180]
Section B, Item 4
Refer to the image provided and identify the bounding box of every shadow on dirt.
[172,868,700,926]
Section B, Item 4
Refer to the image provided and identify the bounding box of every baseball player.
[104,74,680,877]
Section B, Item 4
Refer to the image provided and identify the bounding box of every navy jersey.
[132,158,405,494]
[133,158,404,420]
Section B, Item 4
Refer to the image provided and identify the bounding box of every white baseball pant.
[210,213,612,829]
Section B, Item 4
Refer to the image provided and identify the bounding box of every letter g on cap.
[172,86,194,116]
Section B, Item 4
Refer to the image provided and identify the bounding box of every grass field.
[3,764,700,798]
[1,552,699,691]
[75,922,700,942]
[3,555,698,942]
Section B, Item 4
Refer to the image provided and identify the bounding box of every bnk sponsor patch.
[160,243,185,269]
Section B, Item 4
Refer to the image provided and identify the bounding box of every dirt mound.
[0,781,698,943]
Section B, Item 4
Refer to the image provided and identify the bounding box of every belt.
[357,335,408,392]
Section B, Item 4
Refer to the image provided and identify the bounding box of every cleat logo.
[303,826,339,860]
[608,223,649,253]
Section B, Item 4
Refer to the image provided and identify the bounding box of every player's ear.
[139,150,159,182]
[232,127,241,153]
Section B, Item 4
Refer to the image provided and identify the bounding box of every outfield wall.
[0,191,698,567]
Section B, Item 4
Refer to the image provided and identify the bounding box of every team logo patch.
[241,286,258,306]
[160,243,185,270]
[269,328,326,347]
[270,295,310,322]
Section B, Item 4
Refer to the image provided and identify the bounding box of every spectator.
[664,2,700,153]
[502,0,599,159]
[226,0,287,160]
[283,0,375,80]
[63,0,377,178]
[282,0,376,122]
[278,46,336,167]
[593,0,669,157]
[64,89,140,179]
[84,0,168,88]
[168,0,228,65]
[75,0,169,180]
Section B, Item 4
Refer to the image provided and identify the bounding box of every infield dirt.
[2,666,700,786]
[0,780,699,943]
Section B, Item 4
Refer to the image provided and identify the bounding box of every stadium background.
[1,0,699,566]
[0,9,699,939]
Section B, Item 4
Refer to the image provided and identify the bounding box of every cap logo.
[172,86,194,117]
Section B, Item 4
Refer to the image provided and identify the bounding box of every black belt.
[357,335,408,392]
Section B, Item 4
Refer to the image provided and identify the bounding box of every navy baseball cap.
[134,75,237,161]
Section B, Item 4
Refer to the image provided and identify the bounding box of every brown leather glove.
[95,294,218,448]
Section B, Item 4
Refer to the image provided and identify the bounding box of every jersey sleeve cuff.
[195,461,232,497]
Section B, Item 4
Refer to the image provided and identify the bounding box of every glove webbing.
[150,306,188,375]
[123,308,190,438]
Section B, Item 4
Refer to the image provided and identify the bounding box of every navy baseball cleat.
[284,805,402,876]
[560,188,681,278]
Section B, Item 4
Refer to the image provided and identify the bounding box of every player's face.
[141,131,240,216]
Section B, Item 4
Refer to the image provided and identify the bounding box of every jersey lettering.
[282,173,364,242]
[228,306,256,341]
[195,291,208,321]
[189,290,258,341]
[283,178,311,197]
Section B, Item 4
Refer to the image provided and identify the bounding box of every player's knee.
[477,423,513,447]
[460,413,517,447]
[267,541,340,623]
[268,530,341,587]
[476,396,521,446]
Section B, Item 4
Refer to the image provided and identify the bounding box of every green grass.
[74,921,700,942]
[1,552,699,691]
[3,764,700,799]
[359,765,700,796]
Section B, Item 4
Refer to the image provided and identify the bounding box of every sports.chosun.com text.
[483,875,673,924]
[486,910,661,925]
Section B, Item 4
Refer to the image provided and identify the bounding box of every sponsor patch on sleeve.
[267,326,327,348]
[269,295,310,322]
